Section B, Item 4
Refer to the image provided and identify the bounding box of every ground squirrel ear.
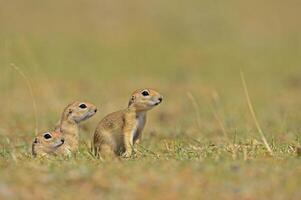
[67,108,73,115]
[128,96,135,107]
[64,108,73,119]
[32,139,38,157]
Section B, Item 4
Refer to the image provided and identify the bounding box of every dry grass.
[0,0,301,199]
[240,71,273,155]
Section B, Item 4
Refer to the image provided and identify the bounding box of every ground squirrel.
[32,101,97,157]
[93,89,163,159]
[56,101,97,153]
[32,130,65,157]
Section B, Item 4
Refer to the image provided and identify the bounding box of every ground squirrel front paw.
[122,151,132,158]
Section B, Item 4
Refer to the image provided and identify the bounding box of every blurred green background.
[1,0,300,139]
[0,0,301,199]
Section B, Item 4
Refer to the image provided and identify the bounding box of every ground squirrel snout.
[32,130,65,157]
[93,88,163,159]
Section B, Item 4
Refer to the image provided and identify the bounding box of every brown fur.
[56,101,97,153]
[32,130,65,157]
[93,89,163,159]
[32,101,97,157]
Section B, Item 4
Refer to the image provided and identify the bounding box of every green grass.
[0,0,301,199]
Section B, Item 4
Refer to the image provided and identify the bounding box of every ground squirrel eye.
[44,133,52,139]
[142,91,149,96]
[79,104,87,109]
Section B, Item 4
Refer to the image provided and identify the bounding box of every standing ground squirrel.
[93,89,163,159]
[32,101,97,157]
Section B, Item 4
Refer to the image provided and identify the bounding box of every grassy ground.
[0,0,301,199]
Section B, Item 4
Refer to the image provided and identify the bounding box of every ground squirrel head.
[61,101,97,124]
[32,130,65,157]
[128,88,163,111]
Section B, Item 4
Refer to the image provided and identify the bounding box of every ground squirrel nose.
[158,97,163,102]
[95,109,98,113]
[61,139,65,143]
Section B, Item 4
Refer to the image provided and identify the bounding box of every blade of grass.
[136,144,160,159]
[208,91,240,159]
[240,71,273,156]
[209,91,229,141]
[10,63,39,136]
[187,92,202,131]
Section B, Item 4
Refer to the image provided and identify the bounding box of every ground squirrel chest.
[132,113,146,141]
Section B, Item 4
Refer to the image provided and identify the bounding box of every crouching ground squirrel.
[32,101,97,157]
[32,130,65,157]
[93,89,163,159]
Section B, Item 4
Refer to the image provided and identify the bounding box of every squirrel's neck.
[136,111,146,120]
[60,120,79,152]
[127,106,147,118]
[60,120,79,138]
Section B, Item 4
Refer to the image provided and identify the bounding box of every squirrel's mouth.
[154,100,162,106]
[53,140,64,148]
[75,111,96,123]
[153,97,163,106]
